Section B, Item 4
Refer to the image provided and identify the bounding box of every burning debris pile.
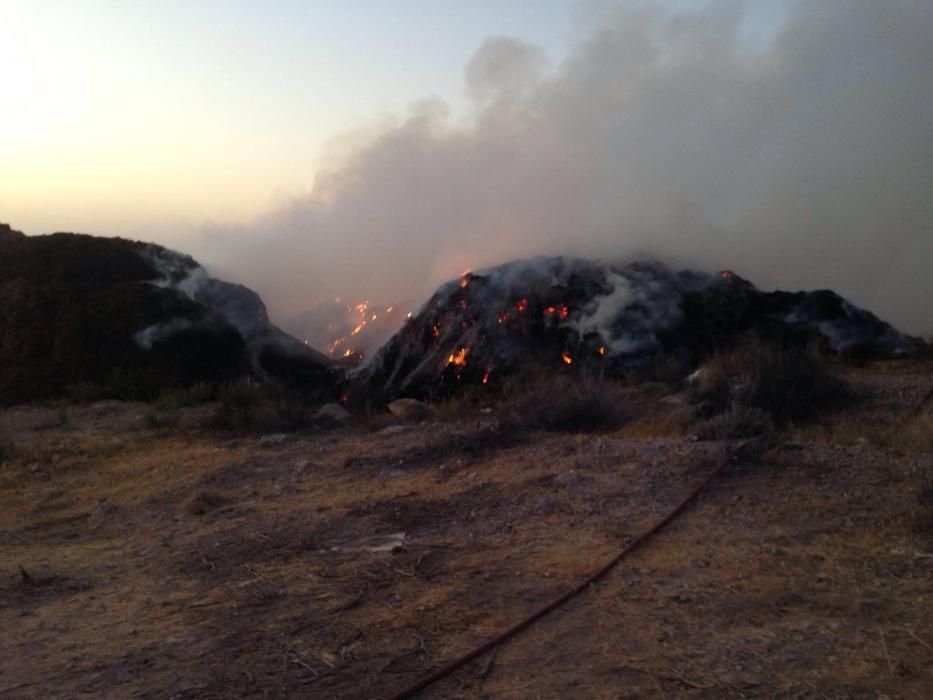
[282,298,417,366]
[355,257,920,401]
[0,226,338,403]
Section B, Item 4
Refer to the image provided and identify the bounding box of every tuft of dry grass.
[496,370,630,434]
[690,338,848,436]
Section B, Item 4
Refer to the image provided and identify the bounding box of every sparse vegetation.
[690,338,848,437]
[497,370,629,433]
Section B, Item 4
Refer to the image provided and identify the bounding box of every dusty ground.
[1,360,931,699]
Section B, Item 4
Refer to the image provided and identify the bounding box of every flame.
[343,348,353,357]
[432,324,440,337]
[447,347,470,367]
[598,345,606,356]
[386,305,394,313]
[407,311,413,319]
[720,270,733,280]
[482,371,490,384]
[544,304,570,320]
[351,323,365,335]
[497,312,510,324]
[516,298,528,312]
[561,351,573,365]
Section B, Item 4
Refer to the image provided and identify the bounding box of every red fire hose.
[384,439,759,700]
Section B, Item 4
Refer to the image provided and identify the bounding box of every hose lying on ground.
[384,438,762,700]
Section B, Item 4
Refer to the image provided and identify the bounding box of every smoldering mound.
[353,256,920,401]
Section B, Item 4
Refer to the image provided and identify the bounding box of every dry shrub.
[497,370,628,433]
[691,338,848,436]
[0,436,15,463]
[206,380,321,433]
[185,491,230,516]
[210,380,263,432]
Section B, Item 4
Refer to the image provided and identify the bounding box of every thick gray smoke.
[199,0,933,335]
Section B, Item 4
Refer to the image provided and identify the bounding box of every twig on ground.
[479,645,498,679]
[879,627,895,676]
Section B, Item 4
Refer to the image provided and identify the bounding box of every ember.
[561,351,573,365]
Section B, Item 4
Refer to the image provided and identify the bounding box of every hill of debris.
[0,224,338,404]
[354,257,920,401]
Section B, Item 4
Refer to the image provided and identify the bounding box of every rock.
[92,500,120,517]
[554,472,586,488]
[259,433,289,447]
[387,398,432,421]
[378,424,409,435]
[313,403,352,426]
[533,497,556,515]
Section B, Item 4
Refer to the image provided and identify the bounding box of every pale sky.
[1,0,787,242]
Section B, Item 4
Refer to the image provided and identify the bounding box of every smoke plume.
[198,0,933,335]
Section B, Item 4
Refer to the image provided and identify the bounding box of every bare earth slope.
[1,360,931,699]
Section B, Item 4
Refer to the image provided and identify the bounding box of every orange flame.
[598,345,607,356]
[482,372,490,385]
[447,347,470,367]
[561,351,573,365]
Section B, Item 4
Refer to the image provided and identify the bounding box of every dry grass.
[690,338,848,435]
[496,370,630,433]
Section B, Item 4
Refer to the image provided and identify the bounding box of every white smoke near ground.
[197,0,933,336]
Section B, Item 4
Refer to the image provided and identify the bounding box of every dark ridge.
[0,229,338,404]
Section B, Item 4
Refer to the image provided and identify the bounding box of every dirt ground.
[1,360,931,699]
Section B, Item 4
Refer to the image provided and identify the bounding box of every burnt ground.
[1,360,931,699]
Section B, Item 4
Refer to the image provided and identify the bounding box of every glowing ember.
[407,311,413,319]
[561,351,573,365]
[516,298,528,312]
[351,323,365,335]
[721,270,733,280]
[432,324,440,337]
[343,348,353,357]
[598,345,607,356]
[447,347,470,367]
[544,304,570,320]
[386,305,394,313]
[497,312,510,324]
[482,372,490,384]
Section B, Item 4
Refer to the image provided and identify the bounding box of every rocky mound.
[354,257,921,400]
[0,224,338,403]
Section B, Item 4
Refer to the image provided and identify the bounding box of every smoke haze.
[198,0,933,335]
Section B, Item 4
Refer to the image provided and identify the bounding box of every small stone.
[533,497,556,515]
[313,403,352,426]
[387,399,432,421]
[259,433,289,447]
[554,472,586,488]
